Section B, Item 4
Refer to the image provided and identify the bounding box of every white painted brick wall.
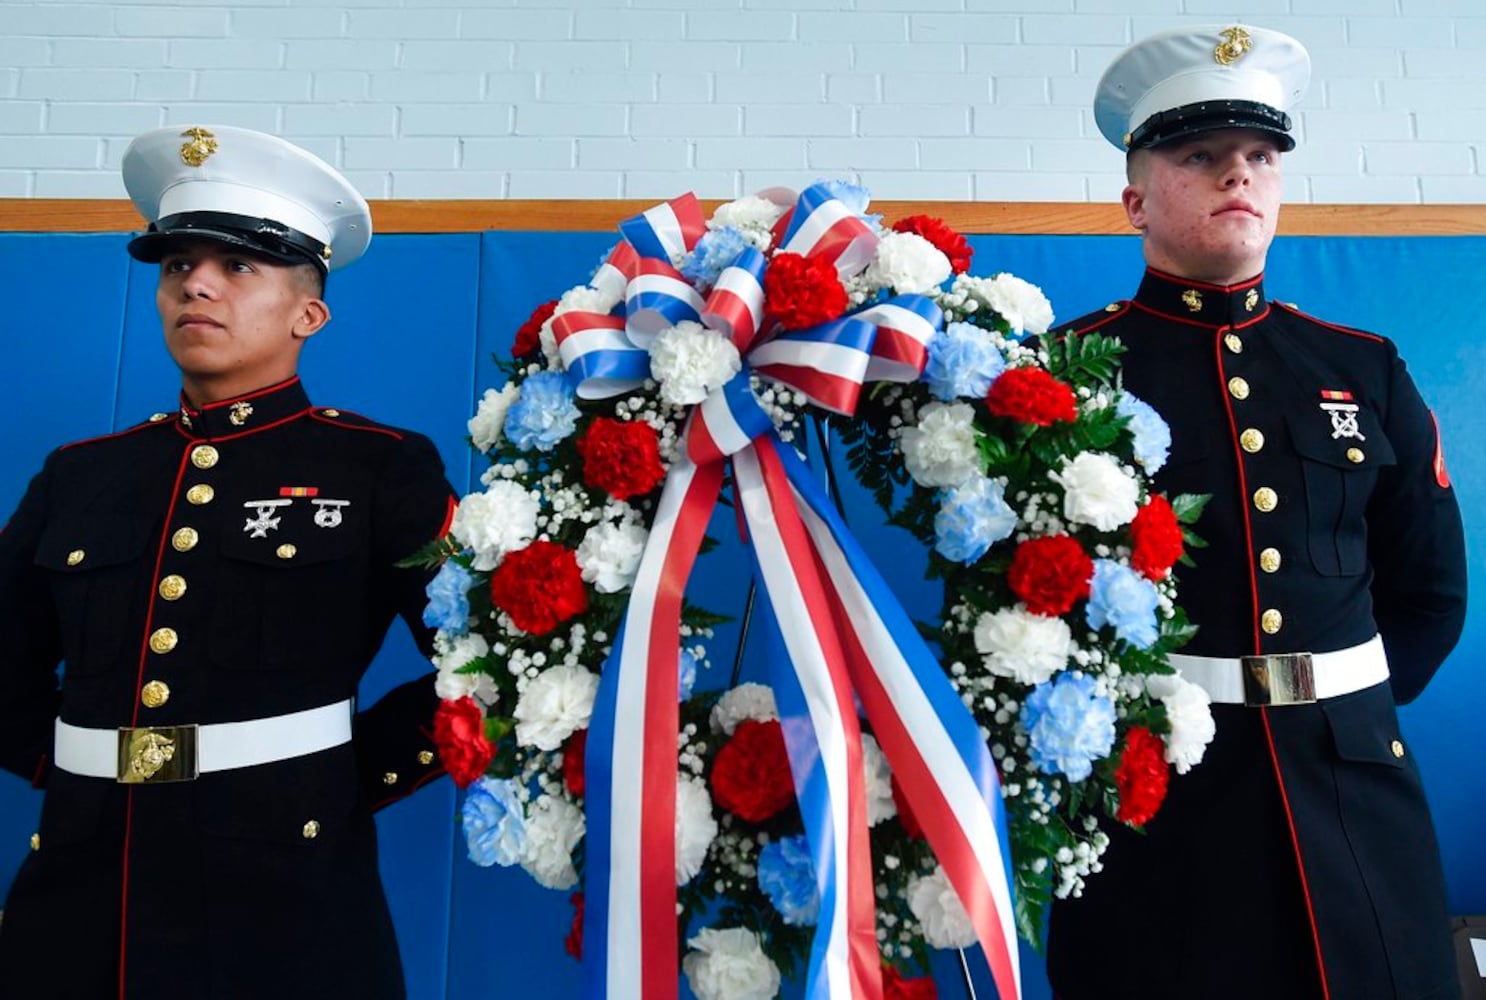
[0,1,1483,203]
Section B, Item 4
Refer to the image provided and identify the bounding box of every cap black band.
[1129,99,1294,151]
[127,210,330,273]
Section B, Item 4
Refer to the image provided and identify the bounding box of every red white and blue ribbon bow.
[578,188,1021,1000]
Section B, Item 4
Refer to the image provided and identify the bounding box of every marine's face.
[1122,129,1284,286]
[156,241,326,403]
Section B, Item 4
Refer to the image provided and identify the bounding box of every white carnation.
[709,682,779,735]
[555,283,622,318]
[649,320,742,407]
[675,775,719,886]
[432,631,498,706]
[519,793,585,890]
[862,733,897,827]
[467,384,520,453]
[710,195,788,248]
[576,520,648,594]
[973,606,1074,686]
[899,401,980,489]
[907,866,977,949]
[982,272,1055,336]
[1147,672,1216,775]
[682,927,782,1000]
[1051,452,1140,532]
[513,664,601,751]
[864,230,951,294]
[449,481,540,572]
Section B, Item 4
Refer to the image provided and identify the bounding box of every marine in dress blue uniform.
[0,127,455,998]
[1045,27,1468,1000]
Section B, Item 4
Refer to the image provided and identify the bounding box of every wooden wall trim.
[3,198,1485,236]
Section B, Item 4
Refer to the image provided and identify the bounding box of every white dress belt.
[54,698,354,782]
[1167,634,1389,706]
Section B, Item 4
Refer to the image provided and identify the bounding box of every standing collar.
[178,376,312,438]
[1133,268,1268,327]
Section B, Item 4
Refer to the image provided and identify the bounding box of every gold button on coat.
[149,627,178,654]
[1224,334,1243,354]
[29,833,40,851]
[302,820,320,840]
[321,408,340,418]
[141,680,171,709]
[172,527,199,552]
[148,412,170,423]
[1228,377,1250,400]
[1391,739,1405,759]
[1253,487,1278,513]
[66,549,85,566]
[190,445,219,469]
[276,543,297,560]
[1259,548,1282,573]
[418,750,435,765]
[383,772,398,786]
[1261,609,1283,634]
[186,484,215,505]
[1346,448,1365,464]
[1240,428,1265,453]
[158,574,187,601]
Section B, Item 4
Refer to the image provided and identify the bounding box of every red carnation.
[890,774,925,840]
[576,417,666,501]
[1114,726,1170,827]
[562,728,588,798]
[1130,494,1185,581]
[883,964,939,1000]
[892,214,973,274]
[986,366,1078,427]
[433,696,495,788]
[1007,535,1093,617]
[764,252,848,331]
[490,540,588,636]
[710,719,795,823]
[564,892,585,960]
[513,299,557,359]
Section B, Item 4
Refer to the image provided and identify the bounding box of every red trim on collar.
[1129,298,1220,329]
[1145,267,1264,293]
[184,375,302,414]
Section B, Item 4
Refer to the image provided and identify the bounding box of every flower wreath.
[416,181,1211,997]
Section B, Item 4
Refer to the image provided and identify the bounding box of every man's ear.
[1122,184,1147,233]
[292,298,331,342]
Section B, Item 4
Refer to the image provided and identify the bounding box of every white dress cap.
[122,125,372,272]
[1094,25,1310,152]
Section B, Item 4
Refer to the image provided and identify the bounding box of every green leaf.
[1169,492,1212,524]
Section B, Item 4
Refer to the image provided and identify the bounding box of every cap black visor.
[128,211,329,273]
[1129,99,1295,152]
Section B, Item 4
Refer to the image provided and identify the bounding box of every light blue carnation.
[923,321,1007,401]
[813,179,882,230]
[934,475,1018,564]
[678,648,698,701]
[1085,558,1160,650]
[757,834,820,927]
[423,559,475,633]
[1021,672,1117,782]
[680,226,749,289]
[462,776,528,868]
[504,371,580,452]
[1117,392,1171,474]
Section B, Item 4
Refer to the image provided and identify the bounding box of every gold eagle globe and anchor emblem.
[126,730,176,781]
[179,127,219,167]
[1214,26,1253,66]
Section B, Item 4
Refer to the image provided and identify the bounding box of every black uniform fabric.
[0,377,454,999]
[1046,269,1467,1000]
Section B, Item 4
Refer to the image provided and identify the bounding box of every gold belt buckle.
[116,725,199,783]
[1240,653,1316,707]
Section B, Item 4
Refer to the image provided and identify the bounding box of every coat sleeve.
[356,430,458,809]
[1366,344,1467,704]
[0,453,64,785]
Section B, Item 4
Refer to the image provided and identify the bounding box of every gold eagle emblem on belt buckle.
[118,725,199,783]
